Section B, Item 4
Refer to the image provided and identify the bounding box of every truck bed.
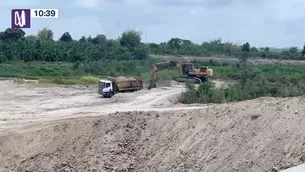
[108,76,143,92]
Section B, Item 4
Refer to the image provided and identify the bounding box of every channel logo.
[11,9,31,28]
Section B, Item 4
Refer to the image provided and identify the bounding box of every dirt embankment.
[1,98,305,172]
[1,80,305,172]
[150,54,305,66]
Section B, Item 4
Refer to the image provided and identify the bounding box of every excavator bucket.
[147,80,156,90]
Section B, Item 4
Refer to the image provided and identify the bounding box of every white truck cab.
[98,79,114,98]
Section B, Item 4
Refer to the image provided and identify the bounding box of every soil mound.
[1,97,305,172]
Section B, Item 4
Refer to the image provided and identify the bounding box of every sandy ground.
[0,80,210,133]
[1,80,305,172]
[151,54,305,66]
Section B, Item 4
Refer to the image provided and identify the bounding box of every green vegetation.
[180,40,305,104]
[176,41,305,104]
[0,28,148,63]
[1,27,305,103]
[180,64,305,104]
[1,28,305,63]
[0,59,182,84]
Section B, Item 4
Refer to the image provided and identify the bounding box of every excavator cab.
[199,66,208,71]
[181,63,194,75]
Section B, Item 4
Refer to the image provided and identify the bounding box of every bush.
[180,65,305,104]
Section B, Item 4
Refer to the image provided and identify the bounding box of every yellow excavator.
[147,61,213,90]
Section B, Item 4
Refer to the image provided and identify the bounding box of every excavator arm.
[147,60,213,90]
[147,61,182,90]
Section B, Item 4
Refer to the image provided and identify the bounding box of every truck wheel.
[108,91,114,98]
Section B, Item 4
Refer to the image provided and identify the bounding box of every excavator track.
[173,76,203,84]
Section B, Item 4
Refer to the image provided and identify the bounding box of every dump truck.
[98,76,143,98]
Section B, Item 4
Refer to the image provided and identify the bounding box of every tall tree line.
[0,27,304,63]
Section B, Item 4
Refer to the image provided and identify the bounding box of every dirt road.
[0,80,210,133]
[1,80,305,172]
[151,54,305,66]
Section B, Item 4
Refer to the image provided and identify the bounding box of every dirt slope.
[1,98,305,172]
[1,80,305,172]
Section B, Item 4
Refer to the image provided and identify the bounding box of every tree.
[240,51,248,66]
[0,28,25,41]
[250,47,258,52]
[264,47,269,53]
[168,38,183,49]
[182,39,192,46]
[148,43,159,49]
[86,36,92,42]
[37,28,53,41]
[92,34,106,44]
[79,36,86,42]
[280,50,290,56]
[0,27,303,63]
[288,47,298,55]
[120,29,141,48]
[25,35,38,41]
[241,42,250,53]
[240,42,250,66]
[59,32,72,42]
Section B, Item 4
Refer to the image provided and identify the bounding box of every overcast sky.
[1,0,305,48]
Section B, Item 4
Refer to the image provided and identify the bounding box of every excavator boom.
[147,61,182,90]
[147,60,213,89]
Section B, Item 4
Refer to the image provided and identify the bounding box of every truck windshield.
[99,82,106,88]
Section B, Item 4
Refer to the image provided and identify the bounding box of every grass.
[38,76,100,85]
[80,76,100,84]
[2,59,305,104]
[0,59,182,85]
[0,61,101,85]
